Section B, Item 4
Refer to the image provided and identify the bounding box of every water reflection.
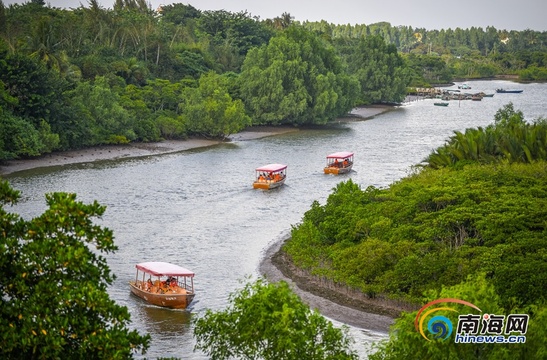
[133,302,193,336]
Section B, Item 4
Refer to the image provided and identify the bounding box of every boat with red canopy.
[129,261,195,309]
[324,151,354,174]
[253,163,287,189]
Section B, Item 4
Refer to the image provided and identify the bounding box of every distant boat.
[434,102,449,106]
[480,92,495,97]
[496,88,523,93]
[458,84,471,90]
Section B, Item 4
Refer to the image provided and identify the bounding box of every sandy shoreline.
[0,127,300,176]
[0,106,396,331]
[259,238,395,332]
[0,106,390,176]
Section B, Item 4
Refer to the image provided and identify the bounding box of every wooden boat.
[324,151,354,174]
[253,163,287,189]
[129,261,195,309]
[496,88,523,93]
[434,102,449,106]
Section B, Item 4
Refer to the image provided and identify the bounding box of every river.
[4,80,547,359]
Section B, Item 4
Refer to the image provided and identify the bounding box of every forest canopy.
[2,1,547,160]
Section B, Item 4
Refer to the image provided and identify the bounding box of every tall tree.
[182,71,251,138]
[343,35,410,104]
[239,26,359,125]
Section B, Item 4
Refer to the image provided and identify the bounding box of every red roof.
[255,163,287,172]
[136,262,195,277]
[326,151,353,159]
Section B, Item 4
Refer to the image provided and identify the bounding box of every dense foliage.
[336,35,411,104]
[285,162,547,306]
[239,26,359,124]
[427,103,547,168]
[285,105,546,306]
[193,278,358,360]
[2,1,546,160]
[0,180,150,358]
[283,104,547,357]
[304,21,547,82]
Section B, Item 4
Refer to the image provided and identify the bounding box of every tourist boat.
[253,163,287,189]
[496,88,523,93]
[129,261,195,309]
[434,102,449,106]
[324,151,354,174]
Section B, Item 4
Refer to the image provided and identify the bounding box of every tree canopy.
[4,2,545,160]
[239,26,360,125]
[0,180,150,359]
[193,278,358,360]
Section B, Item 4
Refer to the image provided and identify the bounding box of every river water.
[4,80,547,359]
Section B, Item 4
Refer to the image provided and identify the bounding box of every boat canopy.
[255,164,287,172]
[136,262,195,277]
[326,151,353,159]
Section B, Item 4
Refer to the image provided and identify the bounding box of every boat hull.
[324,165,352,174]
[129,282,195,309]
[253,178,285,189]
[496,89,523,93]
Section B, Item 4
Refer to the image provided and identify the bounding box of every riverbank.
[0,106,390,177]
[259,238,396,332]
[0,127,301,176]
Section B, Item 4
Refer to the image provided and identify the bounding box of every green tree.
[285,156,547,306]
[193,278,358,360]
[182,71,251,138]
[0,50,70,131]
[343,35,410,104]
[427,104,547,168]
[67,76,136,145]
[0,111,57,159]
[239,26,358,125]
[159,3,201,26]
[0,180,150,358]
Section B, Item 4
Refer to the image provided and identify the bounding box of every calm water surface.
[5,80,547,358]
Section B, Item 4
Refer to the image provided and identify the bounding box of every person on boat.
[145,278,153,292]
[334,159,339,167]
[258,173,265,182]
[343,159,349,167]
[150,280,160,293]
[159,279,171,293]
